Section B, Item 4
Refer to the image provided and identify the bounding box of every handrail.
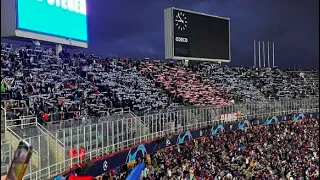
[5,117,38,129]
[128,110,138,118]
[110,108,123,114]
[1,107,7,131]
[36,123,65,147]
[19,115,35,119]
[6,127,39,156]
[123,107,131,113]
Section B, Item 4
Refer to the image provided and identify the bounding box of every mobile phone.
[6,140,33,180]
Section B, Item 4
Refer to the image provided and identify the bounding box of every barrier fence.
[0,98,319,179]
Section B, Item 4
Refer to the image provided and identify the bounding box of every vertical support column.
[101,123,104,151]
[166,112,169,132]
[95,124,98,152]
[137,117,141,142]
[121,119,124,148]
[116,120,119,150]
[147,115,151,138]
[47,135,50,170]
[2,108,7,131]
[258,41,261,68]
[38,135,41,172]
[77,127,80,158]
[55,132,58,164]
[70,129,73,167]
[183,110,186,132]
[126,118,129,147]
[267,41,270,68]
[111,121,114,152]
[89,125,92,158]
[131,118,134,145]
[202,108,206,125]
[83,126,86,157]
[263,41,266,68]
[56,44,62,56]
[62,130,66,169]
[199,109,202,127]
[253,40,256,67]
[106,122,109,153]
[151,115,155,139]
[272,42,275,68]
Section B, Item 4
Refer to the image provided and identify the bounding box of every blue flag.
[125,163,146,180]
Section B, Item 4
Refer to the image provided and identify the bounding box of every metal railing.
[1,107,6,133]
[0,98,319,179]
[46,107,131,124]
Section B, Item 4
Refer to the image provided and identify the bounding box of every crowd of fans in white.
[1,43,319,179]
[1,43,318,124]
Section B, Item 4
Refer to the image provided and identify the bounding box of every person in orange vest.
[79,146,86,162]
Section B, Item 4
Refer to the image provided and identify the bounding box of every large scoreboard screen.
[165,7,230,62]
[16,0,88,42]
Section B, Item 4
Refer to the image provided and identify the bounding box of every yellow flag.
[127,160,136,168]
[146,154,151,165]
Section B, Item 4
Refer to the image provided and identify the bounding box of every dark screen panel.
[173,9,230,60]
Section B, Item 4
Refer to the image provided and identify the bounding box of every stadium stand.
[139,62,229,107]
[97,118,319,180]
[192,63,319,103]
[1,43,319,179]
[192,63,267,103]
[1,43,319,120]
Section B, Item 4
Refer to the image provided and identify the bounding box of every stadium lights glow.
[38,0,86,15]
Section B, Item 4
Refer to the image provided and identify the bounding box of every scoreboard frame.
[164,7,231,62]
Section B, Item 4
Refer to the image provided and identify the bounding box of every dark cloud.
[2,0,318,69]
[85,0,318,68]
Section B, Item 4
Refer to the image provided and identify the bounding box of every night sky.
[2,0,319,69]
[85,0,318,69]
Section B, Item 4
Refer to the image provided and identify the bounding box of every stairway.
[4,129,40,173]
[37,124,65,168]
[1,114,65,179]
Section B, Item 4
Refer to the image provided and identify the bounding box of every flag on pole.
[125,163,146,180]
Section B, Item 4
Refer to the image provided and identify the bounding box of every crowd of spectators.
[193,63,319,103]
[1,43,319,125]
[1,43,319,180]
[83,59,181,115]
[139,62,229,107]
[95,118,319,180]
[193,63,267,103]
